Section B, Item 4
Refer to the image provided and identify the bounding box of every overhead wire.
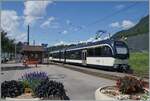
[75,2,139,32]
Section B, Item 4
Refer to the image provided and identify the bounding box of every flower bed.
[1,71,69,100]
[95,76,149,100]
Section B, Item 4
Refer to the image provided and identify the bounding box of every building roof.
[21,45,45,52]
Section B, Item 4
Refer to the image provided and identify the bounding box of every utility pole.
[27,25,30,45]
[15,44,16,63]
[33,40,35,45]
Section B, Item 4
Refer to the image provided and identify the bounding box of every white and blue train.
[49,39,130,72]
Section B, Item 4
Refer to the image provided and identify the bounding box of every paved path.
[1,63,115,100]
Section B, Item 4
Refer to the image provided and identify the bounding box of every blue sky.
[1,1,149,46]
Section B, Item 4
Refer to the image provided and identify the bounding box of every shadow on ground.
[1,66,31,71]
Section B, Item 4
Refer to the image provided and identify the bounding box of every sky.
[1,1,149,46]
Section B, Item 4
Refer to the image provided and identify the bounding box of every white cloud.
[110,22,120,28]
[54,36,109,46]
[110,20,135,30]
[40,16,56,28]
[61,30,68,34]
[1,10,27,42]
[54,41,76,46]
[121,20,135,29]
[54,41,68,46]
[1,10,19,34]
[79,37,102,43]
[65,19,85,32]
[85,36,109,43]
[66,20,71,25]
[24,1,53,25]
[16,33,27,42]
[86,37,94,42]
[115,4,125,9]
[55,41,64,46]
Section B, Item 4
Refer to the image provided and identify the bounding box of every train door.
[59,51,61,61]
[82,50,87,65]
[64,51,66,63]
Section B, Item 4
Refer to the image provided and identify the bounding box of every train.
[49,39,130,72]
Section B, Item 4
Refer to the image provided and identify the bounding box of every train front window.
[115,41,128,54]
[115,41,129,59]
[116,46,127,54]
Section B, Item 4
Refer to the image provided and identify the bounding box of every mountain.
[48,15,149,52]
[111,15,149,40]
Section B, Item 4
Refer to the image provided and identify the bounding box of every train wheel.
[122,66,130,73]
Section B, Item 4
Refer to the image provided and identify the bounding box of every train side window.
[95,47,101,56]
[65,51,69,59]
[49,54,52,57]
[87,48,94,57]
[66,50,82,60]
[101,46,112,57]
[61,52,65,59]
[52,53,55,58]
[53,52,59,58]
[56,53,59,58]
[74,50,81,59]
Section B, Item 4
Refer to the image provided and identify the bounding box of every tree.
[1,31,15,53]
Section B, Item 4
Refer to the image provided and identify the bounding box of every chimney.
[27,25,29,45]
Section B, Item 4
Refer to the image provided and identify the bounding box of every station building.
[21,45,45,64]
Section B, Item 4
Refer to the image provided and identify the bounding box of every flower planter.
[2,72,69,100]
[5,93,65,101]
[95,86,149,100]
[95,86,116,100]
[5,97,40,101]
[5,93,40,101]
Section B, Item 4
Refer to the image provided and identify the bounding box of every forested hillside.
[111,15,149,40]
[48,15,149,52]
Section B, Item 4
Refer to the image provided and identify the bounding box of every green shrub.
[35,79,69,100]
[1,80,24,98]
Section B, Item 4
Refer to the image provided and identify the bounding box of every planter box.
[5,94,40,101]
[5,97,40,101]
[95,86,149,100]
[95,86,116,100]
[5,94,64,101]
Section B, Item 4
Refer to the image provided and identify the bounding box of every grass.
[129,52,149,77]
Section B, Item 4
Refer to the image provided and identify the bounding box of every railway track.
[50,62,149,83]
